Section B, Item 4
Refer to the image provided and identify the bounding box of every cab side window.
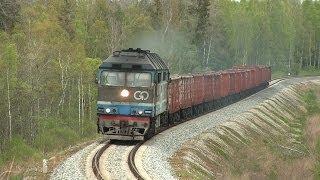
[157,72,162,83]
[163,72,167,81]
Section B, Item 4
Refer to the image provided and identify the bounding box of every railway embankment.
[170,80,320,179]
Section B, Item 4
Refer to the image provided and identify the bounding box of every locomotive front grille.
[98,115,150,140]
[119,120,130,134]
[120,120,129,128]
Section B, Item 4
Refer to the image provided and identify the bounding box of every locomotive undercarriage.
[98,115,150,141]
[102,126,146,141]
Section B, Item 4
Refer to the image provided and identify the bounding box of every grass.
[0,115,100,178]
[0,136,40,165]
[297,68,320,77]
[272,68,320,80]
[315,137,320,179]
[303,89,320,114]
[272,70,287,80]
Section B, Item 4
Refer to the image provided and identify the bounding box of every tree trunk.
[202,40,206,66]
[206,37,212,67]
[78,78,81,132]
[162,5,172,42]
[57,57,68,114]
[299,49,303,69]
[318,43,320,69]
[81,74,84,135]
[68,79,72,118]
[88,84,92,122]
[309,33,312,67]
[6,69,12,141]
[289,43,293,72]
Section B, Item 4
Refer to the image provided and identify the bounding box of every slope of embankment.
[171,80,320,179]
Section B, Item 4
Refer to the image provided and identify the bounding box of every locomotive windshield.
[101,71,125,86]
[100,71,151,87]
[127,73,151,87]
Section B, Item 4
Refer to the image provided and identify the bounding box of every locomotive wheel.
[144,118,156,140]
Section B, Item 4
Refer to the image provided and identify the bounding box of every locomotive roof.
[99,48,169,71]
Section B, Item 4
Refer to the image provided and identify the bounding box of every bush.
[82,121,98,137]
[54,128,79,147]
[298,67,320,77]
[34,127,80,154]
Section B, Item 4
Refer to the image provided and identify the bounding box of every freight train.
[96,48,271,141]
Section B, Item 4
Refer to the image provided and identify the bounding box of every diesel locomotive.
[96,48,271,141]
[96,48,169,140]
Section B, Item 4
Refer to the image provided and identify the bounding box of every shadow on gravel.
[109,140,140,146]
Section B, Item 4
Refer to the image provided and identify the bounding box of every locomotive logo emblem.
[134,91,149,101]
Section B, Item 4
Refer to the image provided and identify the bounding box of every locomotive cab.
[97,48,169,141]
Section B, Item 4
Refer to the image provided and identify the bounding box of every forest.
[0,0,319,167]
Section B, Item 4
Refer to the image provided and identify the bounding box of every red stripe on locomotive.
[99,115,149,122]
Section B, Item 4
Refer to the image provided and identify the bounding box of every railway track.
[128,142,144,180]
[92,142,111,180]
[92,141,142,180]
[270,78,284,86]
[91,79,284,180]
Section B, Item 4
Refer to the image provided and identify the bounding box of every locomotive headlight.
[105,108,111,113]
[138,110,143,115]
[120,89,130,97]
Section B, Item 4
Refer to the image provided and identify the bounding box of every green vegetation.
[303,89,320,113]
[0,0,320,172]
[298,68,320,77]
[0,136,39,165]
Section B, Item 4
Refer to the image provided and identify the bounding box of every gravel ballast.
[100,144,136,179]
[135,77,320,180]
[50,143,99,180]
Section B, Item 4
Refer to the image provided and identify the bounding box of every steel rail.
[92,142,111,180]
[128,142,144,180]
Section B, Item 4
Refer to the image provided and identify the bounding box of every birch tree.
[3,43,18,141]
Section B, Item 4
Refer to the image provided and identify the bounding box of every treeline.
[0,0,319,166]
